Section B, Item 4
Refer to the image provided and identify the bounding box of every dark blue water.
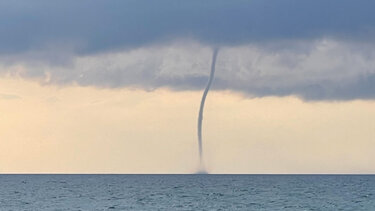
[1,175,374,210]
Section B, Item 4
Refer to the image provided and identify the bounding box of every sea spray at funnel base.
[197,48,219,171]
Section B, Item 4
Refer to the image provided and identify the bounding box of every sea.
[1,174,374,210]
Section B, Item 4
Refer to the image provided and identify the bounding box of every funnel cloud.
[197,48,219,172]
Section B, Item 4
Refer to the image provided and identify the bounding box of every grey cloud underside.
[61,73,375,101]
[1,0,375,56]
[214,75,375,101]
[3,40,373,101]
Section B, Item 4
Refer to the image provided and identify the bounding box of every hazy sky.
[1,1,375,173]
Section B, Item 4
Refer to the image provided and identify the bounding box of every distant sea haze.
[1,174,375,210]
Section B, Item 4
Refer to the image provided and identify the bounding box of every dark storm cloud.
[1,0,375,55]
[1,0,375,101]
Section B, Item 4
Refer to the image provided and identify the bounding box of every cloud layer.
[1,1,375,100]
[1,0,375,55]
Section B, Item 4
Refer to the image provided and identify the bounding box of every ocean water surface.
[0,174,374,210]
